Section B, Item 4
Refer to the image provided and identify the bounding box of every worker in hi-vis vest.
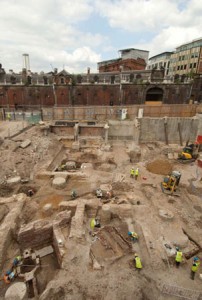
[175,247,183,268]
[134,253,142,270]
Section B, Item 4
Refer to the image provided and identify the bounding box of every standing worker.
[175,247,183,268]
[135,168,139,180]
[134,253,142,270]
[190,257,200,280]
[130,168,135,178]
[7,112,11,121]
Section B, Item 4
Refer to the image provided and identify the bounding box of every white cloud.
[95,0,202,57]
[0,0,102,73]
[0,0,202,73]
[95,0,180,32]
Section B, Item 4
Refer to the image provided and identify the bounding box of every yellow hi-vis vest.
[131,232,138,239]
[135,256,142,269]
[135,169,139,176]
[130,169,135,175]
[175,251,183,262]
[192,262,200,272]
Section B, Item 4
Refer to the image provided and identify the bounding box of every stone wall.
[18,220,53,250]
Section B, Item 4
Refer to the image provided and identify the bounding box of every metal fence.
[2,110,42,124]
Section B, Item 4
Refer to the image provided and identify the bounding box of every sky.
[0,0,202,74]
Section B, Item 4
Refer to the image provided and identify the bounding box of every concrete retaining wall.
[107,117,202,144]
[108,120,137,140]
[139,117,199,144]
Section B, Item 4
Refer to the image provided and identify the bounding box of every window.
[193,63,197,68]
[180,65,183,70]
[177,66,180,70]
[60,78,65,84]
[190,63,192,68]
[179,56,181,61]
[43,76,48,85]
[184,65,187,70]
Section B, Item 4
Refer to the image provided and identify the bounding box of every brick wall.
[99,58,146,73]
[0,82,195,109]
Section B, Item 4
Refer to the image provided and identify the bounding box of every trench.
[182,229,201,259]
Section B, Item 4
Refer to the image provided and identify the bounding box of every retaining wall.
[108,116,202,144]
[139,117,199,144]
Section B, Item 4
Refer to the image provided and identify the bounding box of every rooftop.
[119,48,149,53]
[149,52,174,60]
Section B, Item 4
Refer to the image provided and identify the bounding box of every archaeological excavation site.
[0,110,202,300]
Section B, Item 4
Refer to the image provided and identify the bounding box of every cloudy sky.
[0,0,201,73]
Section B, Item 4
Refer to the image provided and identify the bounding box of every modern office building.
[169,37,202,77]
[147,52,173,76]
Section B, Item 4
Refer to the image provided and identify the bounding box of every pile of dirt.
[146,159,173,175]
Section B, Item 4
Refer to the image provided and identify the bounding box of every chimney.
[87,67,90,75]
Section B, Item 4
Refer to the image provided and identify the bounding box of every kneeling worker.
[128,231,138,242]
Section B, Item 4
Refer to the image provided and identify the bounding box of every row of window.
[150,61,169,69]
[177,40,202,51]
[178,53,199,61]
[176,63,197,71]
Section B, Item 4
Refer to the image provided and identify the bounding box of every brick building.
[98,48,149,73]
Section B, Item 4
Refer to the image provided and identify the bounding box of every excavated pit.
[0,122,202,300]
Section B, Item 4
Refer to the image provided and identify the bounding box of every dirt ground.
[0,121,202,300]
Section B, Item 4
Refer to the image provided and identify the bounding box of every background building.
[169,37,202,78]
[98,48,149,73]
[147,52,173,77]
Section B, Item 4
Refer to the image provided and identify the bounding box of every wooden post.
[164,117,168,145]
[178,121,183,146]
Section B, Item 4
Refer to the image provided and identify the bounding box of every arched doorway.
[145,87,163,105]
